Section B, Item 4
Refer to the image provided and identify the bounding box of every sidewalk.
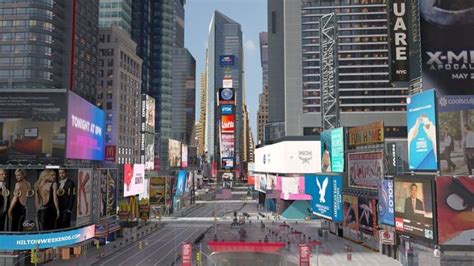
[47,222,161,265]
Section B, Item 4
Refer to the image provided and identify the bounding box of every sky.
[185,0,267,139]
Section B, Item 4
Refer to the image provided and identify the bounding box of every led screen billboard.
[407,89,438,171]
[358,197,378,236]
[98,168,118,219]
[220,134,234,158]
[394,176,435,241]
[378,180,395,226]
[141,94,155,133]
[343,195,359,231]
[305,175,343,221]
[175,170,187,196]
[436,176,474,245]
[321,128,344,173]
[66,91,105,161]
[221,115,235,133]
[280,176,311,201]
[218,88,235,105]
[0,90,67,164]
[168,139,181,167]
[348,121,384,149]
[348,151,384,189]
[181,144,188,168]
[219,55,235,66]
[123,164,145,197]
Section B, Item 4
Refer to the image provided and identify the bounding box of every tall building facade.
[205,11,244,173]
[172,48,196,145]
[96,26,142,165]
[132,0,186,170]
[0,0,99,103]
[99,0,132,35]
[268,0,407,136]
[196,70,207,157]
[257,32,269,145]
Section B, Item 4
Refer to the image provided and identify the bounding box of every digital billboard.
[187,146,198,167]
[407,89,438,171]
[98,168,118,219]
[394,176,435,241]
[221,105,234,115]
[384,140,409,175]
[181,144,188,168]
[420,0,474,95]
[358,197,378,236]
[123,164,145,197]
[221,157,234,169]
[221,115,235,133]
[150,176,166,206]
[0,90,67,164]
[348,121,384,149]
[438,95,474,175]
[321,128,344,173]
[0,169,97,232]
[343,195,359,230]
[305,175,343,221]
[141,94,155,133]
[0,225,95,250]
[378,180,395,226]
[280,176,311,201]
[254,140,321,174]
[348,151,384,189]
[175,170,187,196]
[143,133,154,170]
[66,91,105,161]
[219,55,235,67]
[168,139,181,167]
[220,133,234,158]
[436,176,474,245]
[218,88,235,105]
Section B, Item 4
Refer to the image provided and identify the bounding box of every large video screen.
[168,139,181,167]
[0,90,67,164]
[358,197,378,236]
[123,164,145,197]
[66,91,105,161]
[394,176,435,241]
[0,168,96,232]
[320,128,344,173]
[436,176,474,245]
[348,151,384,189]
[305,175,343,221]
[342,195,359,230]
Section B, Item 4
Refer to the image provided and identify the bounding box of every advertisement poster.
[141,94,155,133]
[219,55,235,67]
[168,139,181,167]
[142,133,154,170]
[378,180,395,226]
[343,195,359,230]
[331,127,344,172]
[218,88,235,105]
[175,170,187,196]
[220,134,235,158]
[358,197,378,236]
[438,95,474,175]
[187,147,198,167]
[266,175,276,190]
[420,0,474,95]
[436,176,474,245]
[280,176,310,200]
[181,242,193,266]
[305,174,333,220]
[348,151,384,189]
[299,244,311,266]
[181,144,188,168]
[348,121,384,148]
[384,140,409,175]
[66,91,105,161]
[0,225,95,250]
[0,169,83,232]
[99,169,118,219]
[150,177,166,206]
[407,89,438,171]
[320,131,332,173]
[221,104,234,115]
[76,168,92,226]
[0,90,67,164]
[394,176,435,241]
[123,164,145,197]
[221,114,235,133]
[221,157,234,169]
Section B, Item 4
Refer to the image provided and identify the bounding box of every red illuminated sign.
[221,115,235,133]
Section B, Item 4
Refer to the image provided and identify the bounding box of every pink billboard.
[280,176,311,200]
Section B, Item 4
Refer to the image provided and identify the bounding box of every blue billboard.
[221,104,234,115]
[331,128,344,172]
[320,131,331,173]
[407,89,438,171]
[305,175,343,221]
[219,55,235,67]
[175,170,187,196]
[378,180,395,226]
[0,225,95,250]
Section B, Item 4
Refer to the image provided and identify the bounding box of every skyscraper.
[0,0,99,103]
[132,0,186,170]
[172,48,196,145]
[268,0,408,136]
[96,26,142,165]
[99,0,132,35]
[258,32,269,144]
[197,69,207,157]
[205,11,244,175]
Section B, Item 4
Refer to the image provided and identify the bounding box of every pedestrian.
[463,125,474,175]
[441,127,456,172]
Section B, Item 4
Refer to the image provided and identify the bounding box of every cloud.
[244,39,257,56]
